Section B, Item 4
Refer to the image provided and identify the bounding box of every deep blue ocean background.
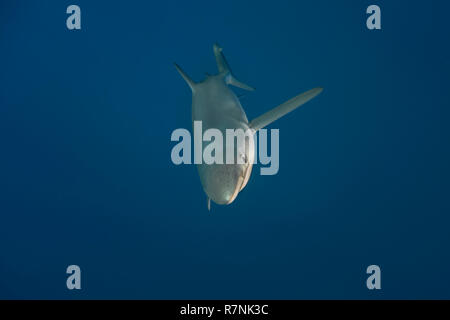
[1,0,449,299]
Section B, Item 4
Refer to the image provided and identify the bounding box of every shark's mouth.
[226,175,245,205]
[226,161,254,205]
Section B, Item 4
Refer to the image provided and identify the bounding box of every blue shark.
[175,44,322,210]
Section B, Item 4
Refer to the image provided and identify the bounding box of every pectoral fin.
[249,87,323,131]
[174,63,196,92]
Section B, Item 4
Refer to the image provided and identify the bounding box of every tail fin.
[174,63,196,92]
[249,87,323,131]
[213,43,255,91]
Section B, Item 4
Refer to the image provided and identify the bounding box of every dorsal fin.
[174,63,196,92]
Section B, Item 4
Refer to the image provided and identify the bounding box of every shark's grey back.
[192,75,249,132]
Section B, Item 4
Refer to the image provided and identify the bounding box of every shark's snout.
[200,164,246,205]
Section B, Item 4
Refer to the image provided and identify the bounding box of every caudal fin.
[249,87,323,131]
[213,43,255,91]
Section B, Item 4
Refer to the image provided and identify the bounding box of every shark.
[175,44,322,210]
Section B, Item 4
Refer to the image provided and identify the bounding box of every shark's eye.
[240,153,248,164]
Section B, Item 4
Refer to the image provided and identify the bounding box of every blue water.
[1,0,449,299]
